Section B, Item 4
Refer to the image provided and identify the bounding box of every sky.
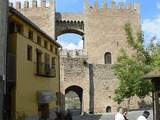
[10,0,160,49]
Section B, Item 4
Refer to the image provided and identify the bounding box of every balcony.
[35,62,56,78]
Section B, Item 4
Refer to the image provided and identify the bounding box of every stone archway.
[55,20,84,38]
[65,85,83,114]
[106,106,111,113]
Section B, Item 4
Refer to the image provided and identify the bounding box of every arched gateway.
[65,86,83,114]
[15,0,145,113]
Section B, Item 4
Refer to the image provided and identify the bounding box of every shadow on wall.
[138,99,152,110]
[89,64,95,114]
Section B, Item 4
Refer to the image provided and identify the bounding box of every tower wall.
[84,1,140,64]
[60,51,90,112]
[15,0,56,39]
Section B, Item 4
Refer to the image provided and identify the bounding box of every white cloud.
[58,40,83,50]
[142,16,160,44]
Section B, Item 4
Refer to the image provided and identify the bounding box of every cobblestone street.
[72,110,153,120]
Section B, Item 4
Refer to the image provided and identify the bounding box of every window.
[36,49,42,74]
[9,22,23,34]
[56,92,59,105]
[44,53,50,75]
[117,42,119,47]
[50,45,53,52]
[28,30,33,40]
[36,49,42,63]
[55,48,58,55]
[52,57,56,68]
[37,36,41,45]
[27,45,32,61]
[44,41,48,49]
[104,52,112,64]
[45,53,50,65]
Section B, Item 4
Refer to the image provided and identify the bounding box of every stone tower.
[16,0,56,39]
[12,0,152,113]
[83,0,140,64]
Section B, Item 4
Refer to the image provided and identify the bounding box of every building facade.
[7,7,61,120]
[0,1,8,119]
[11,0,152,114]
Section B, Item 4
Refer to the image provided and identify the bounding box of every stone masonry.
[12,0,152,113]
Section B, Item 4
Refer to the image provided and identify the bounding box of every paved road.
[72,110,153,120]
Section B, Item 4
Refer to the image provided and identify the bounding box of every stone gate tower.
[13,0,152,113]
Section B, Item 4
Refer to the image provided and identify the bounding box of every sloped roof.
[143,70,160,80]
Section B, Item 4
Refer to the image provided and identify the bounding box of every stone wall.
[91,64,152,113]
[60,55,90,113]
[15,0,56,39]
[11,0,151,114]
[84,1,140,64]
[91,64,118,112]
[56,13,84,21]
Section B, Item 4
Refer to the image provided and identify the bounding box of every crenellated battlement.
[84,0,140,13]
[60,49,87,58]
[56,13,84,23]
[10,0,55,11]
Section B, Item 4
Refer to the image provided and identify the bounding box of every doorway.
[38,103,49,119]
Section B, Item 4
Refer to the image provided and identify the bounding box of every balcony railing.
[35,62,56,78]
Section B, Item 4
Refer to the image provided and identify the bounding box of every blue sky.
[10,0,160,49]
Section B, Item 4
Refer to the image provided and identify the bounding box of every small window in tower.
[28,30,33,40]
[27,45,32,61]
[117,42,119,47]
[104,52,112,64]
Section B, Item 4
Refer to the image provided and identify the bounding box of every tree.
[113,23,153,107]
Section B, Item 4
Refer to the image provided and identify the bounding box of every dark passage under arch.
[65,86,83,114]
[106,106,111,113]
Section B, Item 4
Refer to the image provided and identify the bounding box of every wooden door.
[39,103,49,119]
